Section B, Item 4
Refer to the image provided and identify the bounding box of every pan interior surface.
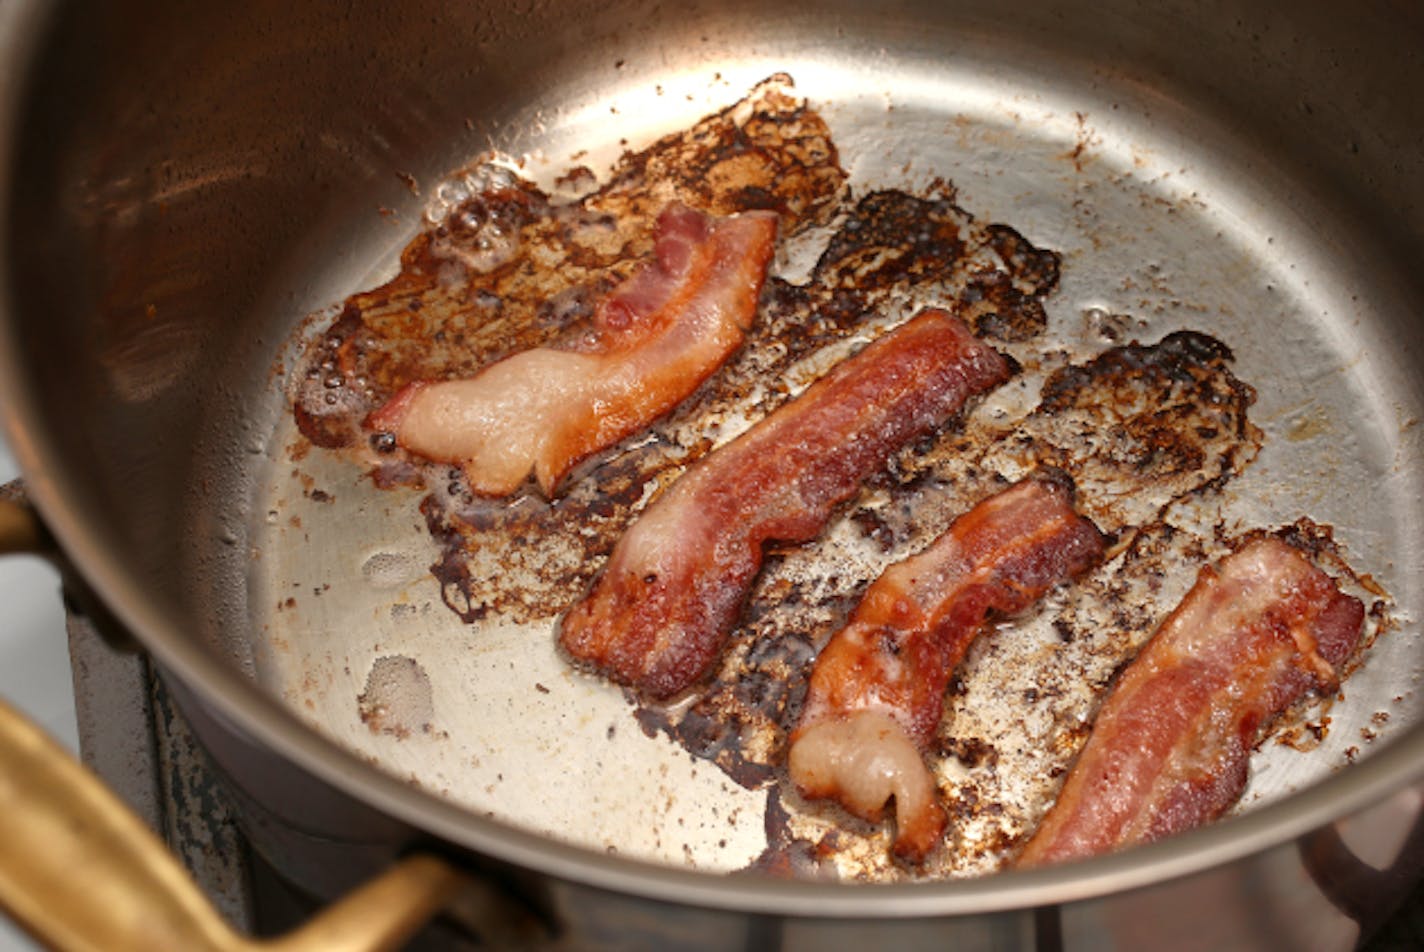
[225,42,1423,878]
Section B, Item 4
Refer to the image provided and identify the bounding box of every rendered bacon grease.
[1017,535,1366,867]
[283,74,1386,880]
[367,203,777,496]
[559,308,1012,698]
[790,473,1104,863]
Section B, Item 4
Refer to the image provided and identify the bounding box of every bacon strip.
[367,202,777,496]
[560,308,1012,698]
[1017,536,1366,868]
[789,474,1105,862]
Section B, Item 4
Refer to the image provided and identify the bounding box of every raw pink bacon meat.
[367,202,777,496]
[1017,535,1365,868]
[789,474,1104,862]
[560,308,1012,698]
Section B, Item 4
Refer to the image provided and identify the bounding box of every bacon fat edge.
[789,473,1105,863]
[1017,535,1365,868]
[559,308,1013,698]
[367,202,777,496]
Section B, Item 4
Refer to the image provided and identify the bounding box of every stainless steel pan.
[2,0,1423,948]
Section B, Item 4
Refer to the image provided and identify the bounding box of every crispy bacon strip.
[789,474,1105,862]
[367,202,777,496]
[560,308,1012,698]
[1017,536,1366,868]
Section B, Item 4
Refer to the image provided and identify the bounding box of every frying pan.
[2,0,1423,948]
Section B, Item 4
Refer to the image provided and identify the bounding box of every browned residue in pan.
[286,74,1389,881]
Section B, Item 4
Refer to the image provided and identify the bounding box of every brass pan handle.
[0,492,42,556]
[0,494,468,951]
[0,696,466,952]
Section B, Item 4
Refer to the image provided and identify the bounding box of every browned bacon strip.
[789,474,1104,863]
[1017,535,1365,868]
[367,202,777,496]
[559,308,1012,698]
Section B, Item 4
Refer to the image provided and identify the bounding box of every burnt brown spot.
[813,191,1058,342]
[941,736,999,769]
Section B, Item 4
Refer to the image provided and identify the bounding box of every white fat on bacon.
[789,711,939,842]
[378,353,601,492]
[368,202,777,496]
